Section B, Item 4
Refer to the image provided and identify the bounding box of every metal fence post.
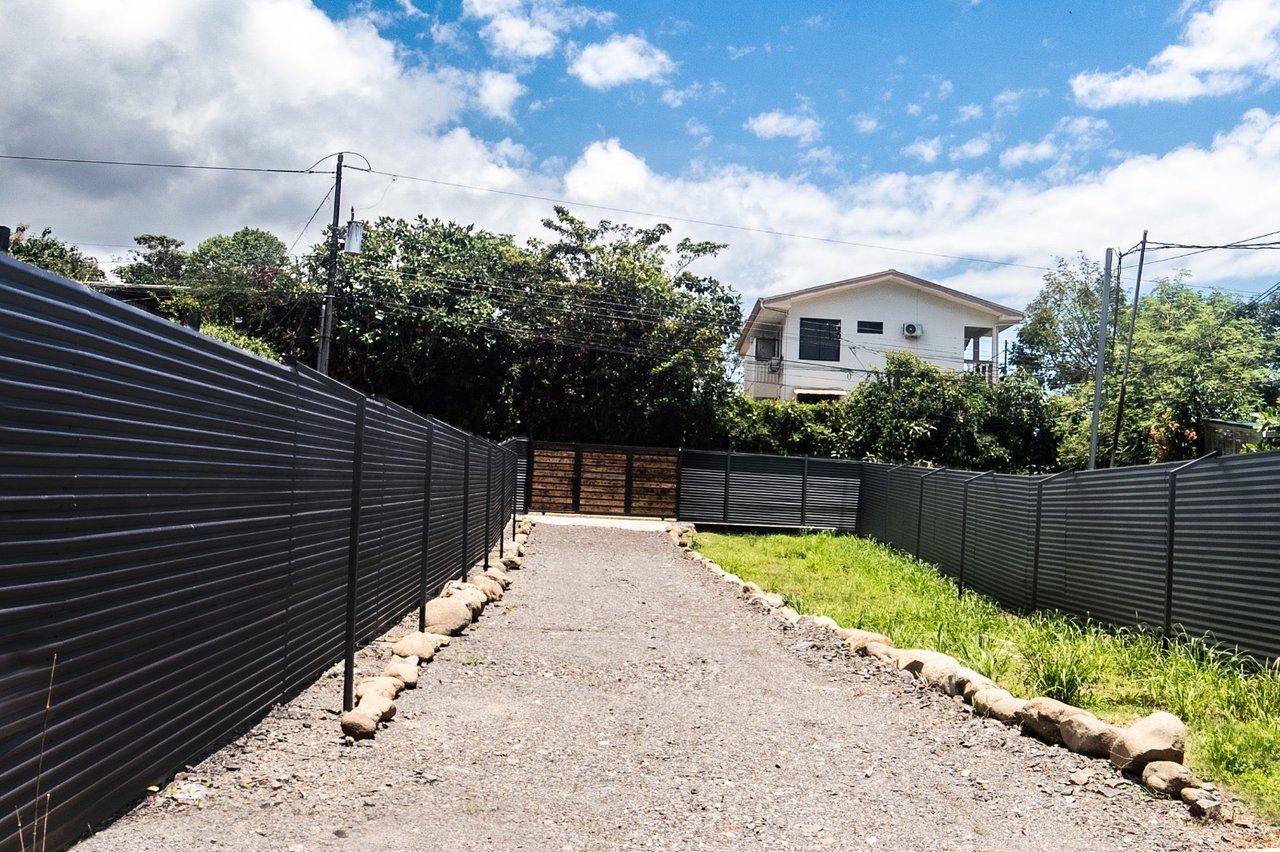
[484,444,493,568]
[958,470,994,597]
[800,455,809,530]
[508,451,517,534]
[1164,451,1220,635]
[343,397,368,713]
[916,467,947,556]
[419,420,434,632]
[673,447,683,521]
[524,438,534,514]
[1030,469,1072,612]
[461,435,471,579]
[884,463,908,543]
[723,451,732,524]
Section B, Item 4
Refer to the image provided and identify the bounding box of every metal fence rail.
[0,256,515,852]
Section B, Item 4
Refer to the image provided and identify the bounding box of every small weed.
[461,655,486,667]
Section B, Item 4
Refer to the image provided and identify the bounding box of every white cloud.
[660,80,723,108]
[727,45,756,60]
[6,0,1280,319]
[397,0,427,17]
[955,103,983,123]
[852,113,880,134]
[1071,0,1280,107]
[431,19,465,48]
[474,70,526,121]
[685,117,713,148]
[992,87,1048,117]
[998,116,1110,170]
[949,134,994,160]
[569,33,676,89]
[1000,138,1058,169]
[744,107,823,144]
[901,136,943,163]
[937,79,954,100]
[462,0,614,61]
[906,103,923,116]
[801,146,842,172]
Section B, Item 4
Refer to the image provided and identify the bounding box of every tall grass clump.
[695,530,1280,822]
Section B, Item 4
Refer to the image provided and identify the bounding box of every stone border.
[338,517,535,741]
[667,522,1240,824]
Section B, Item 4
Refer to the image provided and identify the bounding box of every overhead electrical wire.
[0,153,323,175]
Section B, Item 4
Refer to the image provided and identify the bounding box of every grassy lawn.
[694,530,1280,823]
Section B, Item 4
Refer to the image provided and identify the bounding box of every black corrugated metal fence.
[855,457,1280,661]
[0,256,516,852]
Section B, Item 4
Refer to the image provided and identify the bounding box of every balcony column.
[990,325,999,382]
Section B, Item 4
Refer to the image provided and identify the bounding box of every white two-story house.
[738,269,1024,402]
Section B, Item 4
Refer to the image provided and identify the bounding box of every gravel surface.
[76,522,1273,851]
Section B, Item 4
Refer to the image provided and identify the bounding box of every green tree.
[1100,280,1271,464]
[112,233,189,313]
[117,234,188,286]
[9,224,105,282]
[832,353,1058,472]
[179,227,312,358]
[1050,279,1275,467]
[1010,256,1104,391]
[515,207,742,446]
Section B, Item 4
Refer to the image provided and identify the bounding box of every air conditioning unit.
[902,322,923,338]
[768,356,782,373]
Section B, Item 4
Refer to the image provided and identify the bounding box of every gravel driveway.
[75,521,1268,851]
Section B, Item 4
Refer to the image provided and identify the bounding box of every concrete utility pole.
[316,153,344,375]
[1088,248,1113,470]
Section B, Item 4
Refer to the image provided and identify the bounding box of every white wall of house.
[765,280,1005,400]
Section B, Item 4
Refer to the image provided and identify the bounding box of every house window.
[856,320,884,334]
[754,336,779,361]
[798,317,841,362]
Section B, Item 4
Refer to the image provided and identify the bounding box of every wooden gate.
[528,442,678,516]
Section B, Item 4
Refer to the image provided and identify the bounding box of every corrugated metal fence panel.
[426,421,468,591]
[800,457,860,530]
[0,260,297,852]
[884,468,925,552]
[366,400,431,636]
[962,475,1038,611]
[919,472,965,581]
[1062,464,1175,627]
[725,453,805,527]
[856,463,890,541]
[1173,452,1280,658]
[282,368,362,695]
[465,438,491,569]
[676,449,727,523]
[1036,475,1072,613]
[500,438,530,514]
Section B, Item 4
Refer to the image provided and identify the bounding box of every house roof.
[735,269,1025,352]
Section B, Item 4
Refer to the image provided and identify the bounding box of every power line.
[0,153,322,174]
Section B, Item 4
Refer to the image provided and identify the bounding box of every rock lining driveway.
[76,521,1268,851]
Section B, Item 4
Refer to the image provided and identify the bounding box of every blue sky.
[3,0,1280,307]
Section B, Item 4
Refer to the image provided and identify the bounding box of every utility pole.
[1088,248,1113,470]
[1108,231,1148,468]
[316,152,344,375]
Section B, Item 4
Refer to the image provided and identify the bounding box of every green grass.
[695,530,1280,823]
